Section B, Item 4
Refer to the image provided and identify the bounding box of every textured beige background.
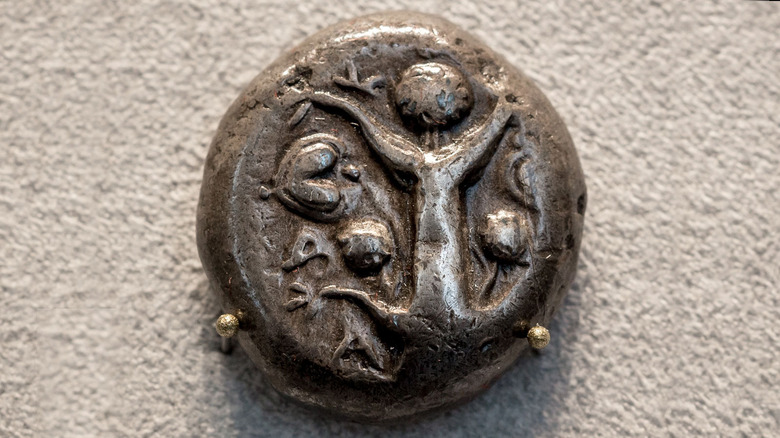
[1,1,778,436]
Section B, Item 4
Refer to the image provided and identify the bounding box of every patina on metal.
[197,11,586,422]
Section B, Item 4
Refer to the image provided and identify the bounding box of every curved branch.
[319,286,409,332]
[302,92,423,174]
[461,255,543,326]
[470,242,499,303]
[443,103,515,183]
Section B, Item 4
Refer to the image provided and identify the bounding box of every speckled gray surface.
[1,1,778,437]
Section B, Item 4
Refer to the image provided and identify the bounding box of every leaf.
[285,298,308,312]
[288,101,312,127]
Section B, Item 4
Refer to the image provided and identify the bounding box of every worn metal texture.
[197,11,585,422]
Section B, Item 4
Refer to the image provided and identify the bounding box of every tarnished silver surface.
[197,11,586,422]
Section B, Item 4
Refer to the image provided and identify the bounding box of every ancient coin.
[197,11,586,422]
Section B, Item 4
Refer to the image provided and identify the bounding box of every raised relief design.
[198,12,585,422]
[266,59,541,381]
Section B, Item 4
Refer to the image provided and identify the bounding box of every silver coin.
[197,11,586,422]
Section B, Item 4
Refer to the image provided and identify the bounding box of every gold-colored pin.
[527,325,550,350]
[215,313,240,338]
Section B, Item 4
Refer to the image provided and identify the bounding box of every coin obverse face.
[197,11,586,422]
